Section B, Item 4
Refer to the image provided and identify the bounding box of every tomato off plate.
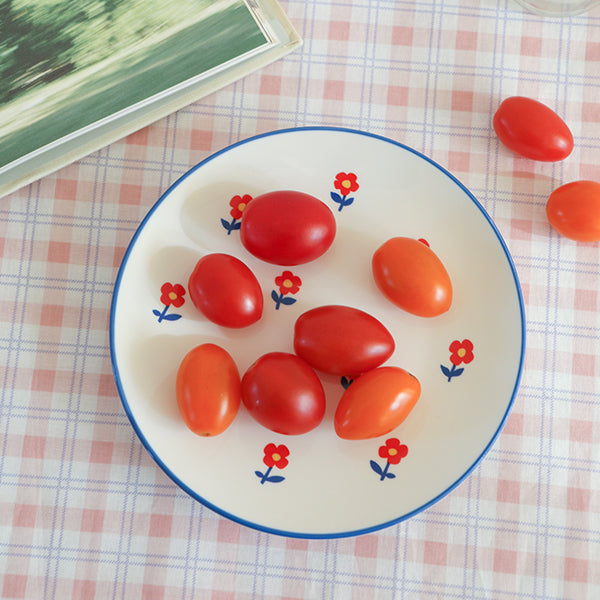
[110,127,525,538]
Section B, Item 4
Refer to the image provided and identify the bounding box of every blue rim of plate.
[109,126,526,539]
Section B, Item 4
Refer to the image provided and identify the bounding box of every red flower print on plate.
[370,438,408,481]
[331,172,359,211]
[221,194,253,234]
[441,339,474,381]
[271,271,302,309]
[255,443,290,484]
[153,283,185,322]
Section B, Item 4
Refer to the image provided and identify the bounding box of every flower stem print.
[271,271,302,309]
[341,376,354,389]
[370,438,408,481]
[153,283,185,322]
[221,194,252,234]
[255,443,290,484]
[441,339,474,381]
[330,172,359,211]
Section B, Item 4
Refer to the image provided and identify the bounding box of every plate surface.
[110,127,525,538]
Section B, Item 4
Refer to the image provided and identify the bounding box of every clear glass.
[514,0,600,16]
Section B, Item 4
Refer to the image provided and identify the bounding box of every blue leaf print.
[370,460,383,476]
[266,475,285,483]
[163,313,182,321]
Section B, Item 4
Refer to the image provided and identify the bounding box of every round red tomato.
[334,367,421,440]
[493,96,573,162]
[188,253,263,328]
[176,343,241,436]
[293,305,395,376]
[241,352,326,435]
[546,180,600,242]
[240,190,336,265]
[372,237,452,317]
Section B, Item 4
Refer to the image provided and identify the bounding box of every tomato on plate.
[293,305,395,376]
[188,253,263,328]
[546,180,600,242]
[241,352,326,435]
[240,190,336,265]
[493,96,573,162]
[176,343,241,436]
[372,237,452,317]
[334,367,421,440]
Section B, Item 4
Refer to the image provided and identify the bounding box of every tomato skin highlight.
[293,305,395,376]
[176,344,241,436]
[240,190,336,265]
[546,180,600,242]
[493,96,573,162]
[241,352,326,435]
[372,237,452,317]
[188,253,263,328]
[334,367,421,440]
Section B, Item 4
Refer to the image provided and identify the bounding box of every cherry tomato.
[241,352,326,435]
[372,237,452,317]
[546,180,600,242]
[176,344,241,436]
[240,190,336,265]
[293,305,395,376]
[188,253,263,328]
[334,367,421,440]
[493,96,573,162]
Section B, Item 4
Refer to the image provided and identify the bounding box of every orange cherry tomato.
[546,180,600,242]
[372,237,452,317]
[176,343,241,436]
[334,366,421,440]
[493,96,573,162]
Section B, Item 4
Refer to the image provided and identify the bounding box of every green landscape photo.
[0,0,268,168]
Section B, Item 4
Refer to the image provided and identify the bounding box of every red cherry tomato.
[176,344,241,436]
[372,237,452,317]
[188,253,263,328]
[241,352,326,435]
[293,305,395,376]
[334,367,421,440]
[493,96,573,162]
[546,180,600,242]
[240,190,336,265]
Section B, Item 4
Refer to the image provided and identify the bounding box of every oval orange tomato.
[546,180,600,242]
[372,237,452,317]
[493,96,573,162]
[334,366,421,440]
[176,343,241,436]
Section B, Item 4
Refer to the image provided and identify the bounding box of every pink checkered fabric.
[1,0,600,598]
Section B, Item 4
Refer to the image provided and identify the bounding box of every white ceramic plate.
[110,127,525,538]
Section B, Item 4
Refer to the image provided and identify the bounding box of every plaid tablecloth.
[1,0,599,598]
